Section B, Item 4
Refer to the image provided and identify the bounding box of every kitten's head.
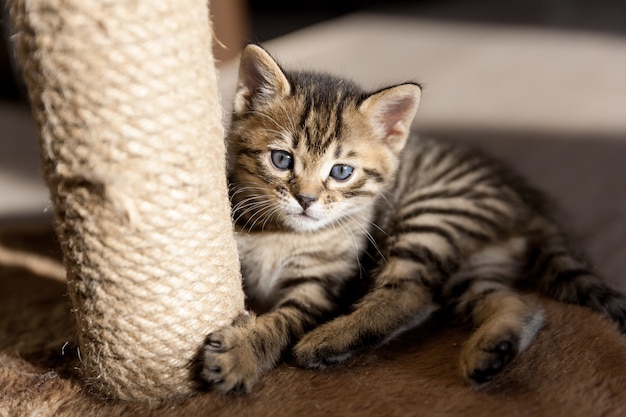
[227,44,421,233]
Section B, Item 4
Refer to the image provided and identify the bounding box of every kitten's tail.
[526,219,626,334]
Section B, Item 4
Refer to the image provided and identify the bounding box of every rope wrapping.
[9,0,244,403]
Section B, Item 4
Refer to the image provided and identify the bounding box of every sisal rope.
[8,0,244,403]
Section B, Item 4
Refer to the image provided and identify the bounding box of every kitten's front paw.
[201,313,259,393]
[293,316,358,369]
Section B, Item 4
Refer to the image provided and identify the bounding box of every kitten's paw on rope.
[201,313,259,393]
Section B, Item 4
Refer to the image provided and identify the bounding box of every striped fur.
[202,45,626,393]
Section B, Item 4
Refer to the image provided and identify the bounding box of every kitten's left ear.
[233,44,291,115]
[359,83,421,153]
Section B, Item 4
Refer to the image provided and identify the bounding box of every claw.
[205,334,225,351]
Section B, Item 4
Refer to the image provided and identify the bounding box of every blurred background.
[1,0,625,285]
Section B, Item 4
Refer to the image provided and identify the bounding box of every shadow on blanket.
[1,130,626,416]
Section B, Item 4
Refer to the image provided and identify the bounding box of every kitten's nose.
[295,194,317,210]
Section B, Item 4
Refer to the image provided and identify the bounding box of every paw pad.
[468,339,516,384]
[201,324,259,394]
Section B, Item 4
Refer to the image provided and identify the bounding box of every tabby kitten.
[201,44,626,393]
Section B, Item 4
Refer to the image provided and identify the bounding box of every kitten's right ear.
[359,83,421,154]
[233,45,291,115]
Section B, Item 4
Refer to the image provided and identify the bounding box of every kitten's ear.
[359,83,421,153]
[233,44,291,114]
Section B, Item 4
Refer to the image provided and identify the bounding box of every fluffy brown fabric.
[1,225,625,417]
[2,133,626,416]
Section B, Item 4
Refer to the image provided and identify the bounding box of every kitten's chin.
[283,213,330,233]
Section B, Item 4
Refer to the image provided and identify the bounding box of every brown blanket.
[2,131,626,416]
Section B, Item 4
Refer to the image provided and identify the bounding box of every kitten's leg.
[455,291,544,386]
[444,239,544,386]
[294,187,519,368]
[202,280,338,393]
[293,257,439,368]
[527,218,626,333]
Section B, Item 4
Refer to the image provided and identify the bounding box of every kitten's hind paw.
[461,308,544,387]
[464,339,517,385]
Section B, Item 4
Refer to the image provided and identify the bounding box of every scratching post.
[9,0,244,403]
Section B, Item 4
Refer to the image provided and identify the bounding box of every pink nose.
[296,194,317,210]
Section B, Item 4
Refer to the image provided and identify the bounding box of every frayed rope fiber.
[8,0,245,403]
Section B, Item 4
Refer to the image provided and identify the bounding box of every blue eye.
[271,150,293,170]
[330,164,354,181]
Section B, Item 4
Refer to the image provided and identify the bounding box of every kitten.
[201,44,626,393]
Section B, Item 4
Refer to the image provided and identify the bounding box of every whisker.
[246,109,282,130]
[350,216,386,264]
[246,201,278,232]
[257,127,287,137]
[234,198,274,227]
[276,102,297,134]
[260,204,282,231]
[378,191,394,211]
[231,193,270,209]
[334,216,363,279]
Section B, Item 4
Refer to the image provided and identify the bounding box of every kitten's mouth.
[287,213,323,233]
[283,210,329,232]
[293,212,318,221]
